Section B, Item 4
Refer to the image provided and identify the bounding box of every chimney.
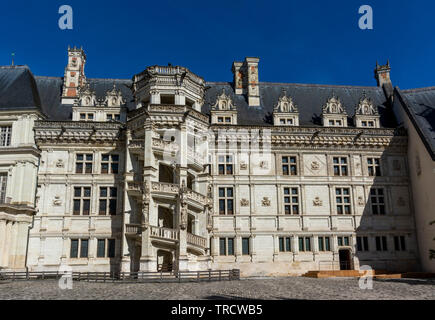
[232,57,260,107]
[374,60,393,102]
[61,46,87,105]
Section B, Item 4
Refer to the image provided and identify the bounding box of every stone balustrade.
[152,138,180,153]
[151,181,179,194]
[127,181,142,192]
[187,233,207,248]
[150,226,179,242]
[125,223,143,235]
[186,189,208,206]
[128,139,144,150]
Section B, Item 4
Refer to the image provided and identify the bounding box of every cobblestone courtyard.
[0,277,434,300]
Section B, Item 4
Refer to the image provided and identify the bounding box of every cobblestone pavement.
[0,277,434,300]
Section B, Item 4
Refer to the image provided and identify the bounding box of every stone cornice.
[34,120,124,144]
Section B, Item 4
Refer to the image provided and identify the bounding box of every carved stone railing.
[150,226,179,242]
[128,139,144,150]
[152,138,180,153]
[187,233,207,248]
[186,189,208,206]
[151,181,179,194]
[127,181,142,193]
[187,146,204,165]
[125,224,143,235]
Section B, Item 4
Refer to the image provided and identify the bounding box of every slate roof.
[203,82,395,127]
[398,87,435,159]
[0,65,397,129]
[0,66,42,111]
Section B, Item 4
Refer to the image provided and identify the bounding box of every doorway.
[339,249,352,270]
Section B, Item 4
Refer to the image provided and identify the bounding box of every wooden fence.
[0,269,240,283]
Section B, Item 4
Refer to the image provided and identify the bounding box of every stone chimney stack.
[374,60,393,102]
[61,46,87,105]
[232,57,260,107]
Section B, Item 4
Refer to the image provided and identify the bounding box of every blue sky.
[1,0,434,89]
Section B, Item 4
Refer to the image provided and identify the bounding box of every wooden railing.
[0,269,241,283]
[150,226,179,242]
[187,233,207,248]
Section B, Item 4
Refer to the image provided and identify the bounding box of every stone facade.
[0,48,430,276]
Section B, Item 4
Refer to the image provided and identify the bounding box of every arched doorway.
[339,249,352,270]
[157,250,173,272]
[158,207,174,229]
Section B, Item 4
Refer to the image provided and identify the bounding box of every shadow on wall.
[355,133,420,273]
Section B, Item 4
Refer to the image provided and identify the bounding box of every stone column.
[273,235,279,261]
[235,235,242,261]
[0,220,7,268]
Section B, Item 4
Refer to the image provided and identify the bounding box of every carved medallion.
[313,197,323,206]
[261,197,271,207]
[311,161,320,170]
[53,196,62,206]
[55,159,65,168]
[240,199,250,207]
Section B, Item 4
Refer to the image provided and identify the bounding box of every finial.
[387,59,390,67]
[11,52,15,66]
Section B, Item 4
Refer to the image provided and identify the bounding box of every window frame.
[370,188,386,215]
[0,126,12,147]
[282,156,297,176]
[332,157,348,176]
[99,186,117,216]
[75,153,93,174]
[218,187,234,215]
[73,186,92,215]
[218,155,234,175]
[101,154,119,174]
[335,187,352,215]
[283,187,300,215]
[70,238,89,259]
[367,157,382,177]
[219,237,235,256]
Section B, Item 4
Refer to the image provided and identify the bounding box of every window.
[97,239,116,258]
[282,156,297,176]
[218,117,224,123]
[219,237,234,256]
[329,119,343,126]
[70,239,89,258]
[0,126,12,147]
[218,155,233,175]
[279,237,292,252]
[99,187,117,215]
[298,237,311,252]
[336,188,351,215]
[0,173,7,203]
[219,187,234,215]
[279,118,293,125]
[80,113,94,121]
[225,117,231,123]
[333,157,348,176]
[394,236,406,251]
[370,188,385,215]
[284,187,299,215]
[367,158,381,176]
[357,236,369,252]
[73,187,91,215]
[318,237,331,251]
[375,236,388,251]
[76,154,93,174]
[242,238,250,255]
[337,236,350,247]
[107,114,120,121]
[101,154,119,174]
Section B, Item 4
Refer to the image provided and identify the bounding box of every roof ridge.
[258,82,380,89]
[402,86,435,93]
[87,77,131,82]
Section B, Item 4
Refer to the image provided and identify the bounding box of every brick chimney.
[61,46,87,105]
[232,57,260,107]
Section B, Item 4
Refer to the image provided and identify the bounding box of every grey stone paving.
[0,277,434,300]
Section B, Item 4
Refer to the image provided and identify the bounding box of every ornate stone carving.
[261,197,271,207]
[55,159,65,168]
[357,196,365,206]
[355,93,378,115]
[313,197,323,206]
[240,199,250,207]
[212,89,236,111]
[322,95,346,114]
[239,161,248,170]
[274,89,298,113]
[53,196,62,206]
[311,161,320,170]
[259,161,268,169]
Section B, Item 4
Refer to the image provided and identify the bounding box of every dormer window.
[211,89,237,125]
[321,94,348,127]
[354,93,380,128]
[273,90,299,126]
